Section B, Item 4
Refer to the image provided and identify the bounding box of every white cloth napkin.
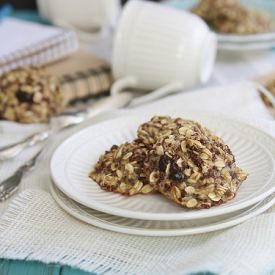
[0,81,275,275]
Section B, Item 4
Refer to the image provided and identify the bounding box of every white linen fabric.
[0,81,275,275]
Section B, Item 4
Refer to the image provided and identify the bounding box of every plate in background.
[168,0,275,50]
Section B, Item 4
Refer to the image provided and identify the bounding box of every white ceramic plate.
[51,112,275,220]
[50,181,275,236]
[168,0,275,50]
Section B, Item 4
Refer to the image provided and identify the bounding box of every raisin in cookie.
[89,140,154,196]
[145,117,247,209]
[0,67,64,123]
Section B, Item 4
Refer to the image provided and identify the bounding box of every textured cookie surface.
[143,116,247,209]
[89,141,154,196]
[0,67,64,123]
[192,0,271,34]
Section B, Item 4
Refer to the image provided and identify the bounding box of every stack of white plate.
[168,0,275,51]
[50,112,275,236]
[218,28,275,51]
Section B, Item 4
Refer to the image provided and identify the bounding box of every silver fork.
[0,148,43,201]
[0,92,133,161]
[0,112,85,161]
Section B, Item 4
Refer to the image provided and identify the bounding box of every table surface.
[1,8,275,275]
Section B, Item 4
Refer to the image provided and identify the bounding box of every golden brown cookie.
[144,116,247,209]
[0,67,64,123]
[89,140,154,196]
[192,0,271,34]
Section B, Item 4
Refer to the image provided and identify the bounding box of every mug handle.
[111,76,183,106]
[111,76,138,95]
[131,81,183,107]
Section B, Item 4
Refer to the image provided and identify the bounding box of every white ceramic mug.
[111,0,217,97]
[37,0,121,32]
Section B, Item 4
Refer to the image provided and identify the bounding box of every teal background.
[0,259,94,275]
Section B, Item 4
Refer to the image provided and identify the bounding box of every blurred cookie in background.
[0,52,112,124]
[0,67,64,124]
[192,0,271,34]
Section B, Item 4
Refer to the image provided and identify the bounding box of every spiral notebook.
[0,18,78,75]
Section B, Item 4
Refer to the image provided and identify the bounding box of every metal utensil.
[0,131,49,161]
[0,148,43,201]
[0,92,133,161]
[0,113,84,161]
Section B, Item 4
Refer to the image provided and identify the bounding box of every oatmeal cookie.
[0,67,64,123]
[89,140,154,196]
[144,116,247,209]
[193,0,271,34]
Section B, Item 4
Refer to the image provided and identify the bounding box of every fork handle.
[0,169,24,201]
[0,93,133,161]
[0,131,49,161]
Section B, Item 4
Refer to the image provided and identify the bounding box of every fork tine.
[0,184,19,201]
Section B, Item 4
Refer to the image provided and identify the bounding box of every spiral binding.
[0,31,78,75]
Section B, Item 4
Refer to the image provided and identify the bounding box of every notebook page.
[0,18,68,61]
[0,18,78,73]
